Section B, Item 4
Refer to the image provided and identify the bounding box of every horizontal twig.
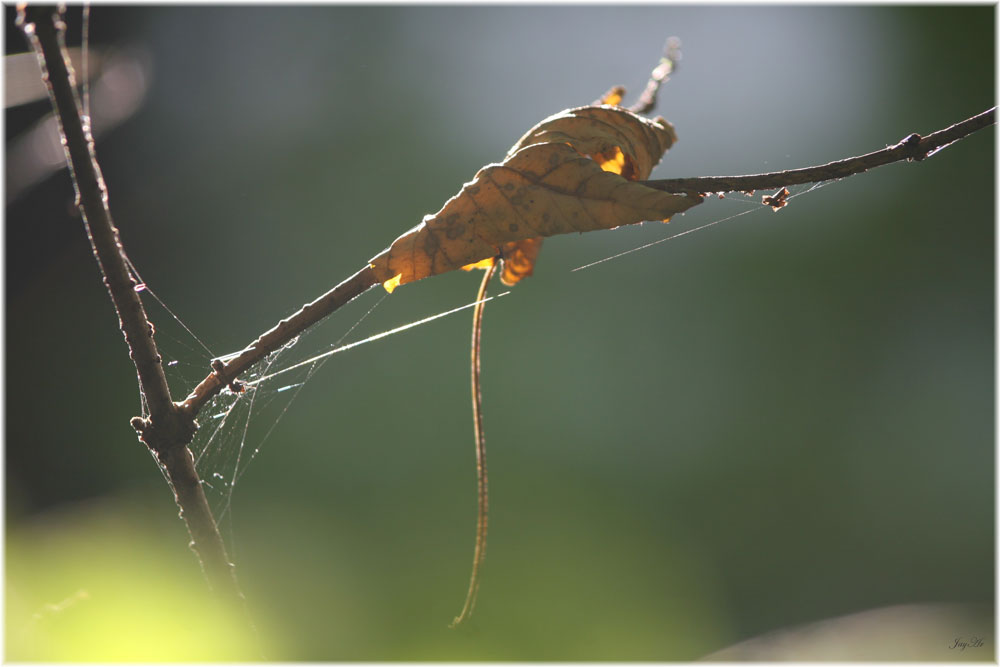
[642,107,996,195]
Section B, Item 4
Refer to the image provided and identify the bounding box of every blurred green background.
[5,5,994,661]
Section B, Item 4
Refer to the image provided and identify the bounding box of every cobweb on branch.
[180,291,386,524]
[126,270,379,526]
[572,180,837,273]
[140,278,506,528]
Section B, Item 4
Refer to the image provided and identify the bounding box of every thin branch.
[179,265,379,416]
[18,5,173,422]
[157,446,242,596]
[642,107,996,195]
[17,5,242,604]
[628,36,681,115]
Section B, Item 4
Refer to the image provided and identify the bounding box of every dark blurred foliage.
[5,5,994,661]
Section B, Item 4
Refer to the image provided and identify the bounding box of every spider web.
[137,275,506,532]
[572,180,836,273]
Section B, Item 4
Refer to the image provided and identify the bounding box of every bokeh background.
[5,5,994,661]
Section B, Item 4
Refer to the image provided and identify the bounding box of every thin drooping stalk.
[642,107,996,195]
[17,6,241,603]
[452,261,498,628]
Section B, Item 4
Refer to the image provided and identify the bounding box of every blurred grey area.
[706,603,994,661]
[5,5,994,661]
[6,46,152,200]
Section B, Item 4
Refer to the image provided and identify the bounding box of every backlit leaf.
[369,105,703,291]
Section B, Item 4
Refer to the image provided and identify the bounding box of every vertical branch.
[158,446,243,600]
[18,4,173,419]
[17,5,242,604]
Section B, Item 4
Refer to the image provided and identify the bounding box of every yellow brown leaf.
[369,105,703,291]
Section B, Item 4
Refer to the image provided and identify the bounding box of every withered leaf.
[370,105,703,291]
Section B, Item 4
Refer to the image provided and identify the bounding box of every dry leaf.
[370,105,703,291]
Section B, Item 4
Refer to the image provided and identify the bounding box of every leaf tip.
[461,257,497,272]
[598,85,626,107]
[382,273,403,293]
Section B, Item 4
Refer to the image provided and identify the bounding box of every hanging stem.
[452,260,498,627]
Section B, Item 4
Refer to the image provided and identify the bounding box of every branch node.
[132,408,198,455]
[894,132,926,161]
